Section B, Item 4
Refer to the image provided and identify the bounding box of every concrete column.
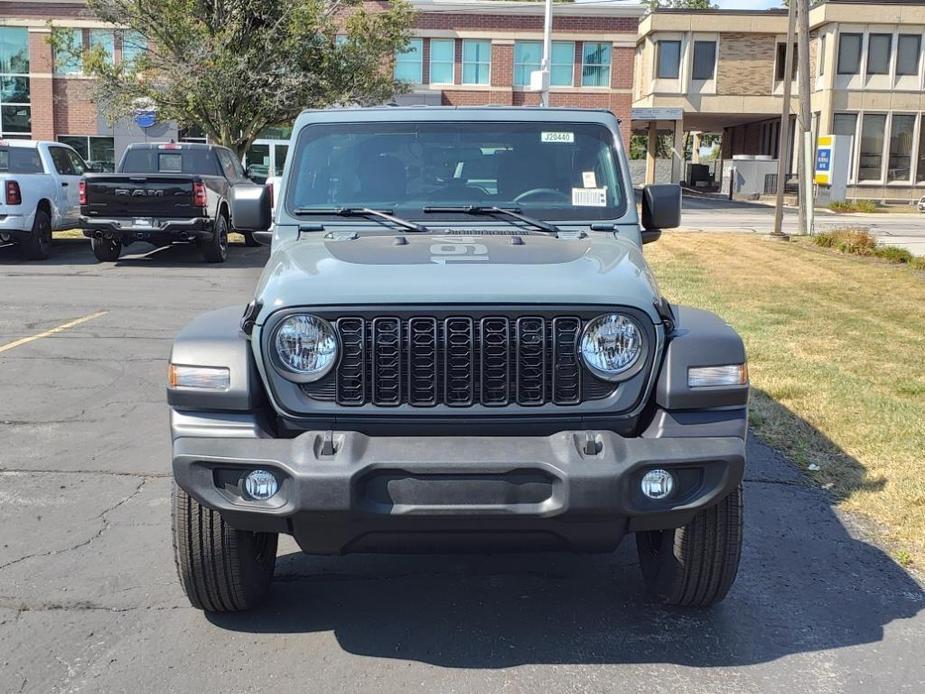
[670,118,684,184]
[645,122,657,186]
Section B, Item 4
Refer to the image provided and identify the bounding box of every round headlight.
[273,314,337,380]
[580,314,644,381]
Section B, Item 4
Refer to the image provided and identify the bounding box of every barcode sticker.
[572,187,607,207]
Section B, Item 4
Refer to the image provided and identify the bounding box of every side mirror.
[641,184,682,243]
[230,184,272,235]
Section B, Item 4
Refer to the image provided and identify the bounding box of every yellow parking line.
[0,310,108,354]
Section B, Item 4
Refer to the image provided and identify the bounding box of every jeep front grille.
[328,315,589,407]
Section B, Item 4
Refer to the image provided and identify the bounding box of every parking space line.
[0,310,108,354]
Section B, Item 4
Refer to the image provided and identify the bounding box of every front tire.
[172,484,278,612]
[635,485,743,607]
[91,236,122,262]
[202,215,229,263]
[19,208,52,260]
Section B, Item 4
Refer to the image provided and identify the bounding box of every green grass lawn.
[648,233,925,567]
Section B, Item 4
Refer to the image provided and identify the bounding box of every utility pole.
[796,0,814,236]
[540,0,553,107]
[772,0,797,239]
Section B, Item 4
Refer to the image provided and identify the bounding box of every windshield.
[286,121,626,222]
[120,147,220,175]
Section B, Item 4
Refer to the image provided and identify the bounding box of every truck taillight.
[4,180,21,205]
[79,179,87,205]
[193,181,207,207]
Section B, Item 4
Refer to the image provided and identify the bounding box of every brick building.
[0,0,645,172]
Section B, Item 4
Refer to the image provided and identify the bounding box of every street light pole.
[540,0,553,107]
[772,0,797,239]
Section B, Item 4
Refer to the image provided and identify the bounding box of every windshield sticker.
[541,131,575,144]
[582,171,597,188]
[572,187,607,207]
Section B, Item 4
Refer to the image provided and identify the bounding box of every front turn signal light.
[168,364,230,390]
[688,364,748,388]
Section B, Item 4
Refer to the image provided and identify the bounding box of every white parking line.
[0,310,108,354]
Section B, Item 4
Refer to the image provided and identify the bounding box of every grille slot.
[328,313,597,408]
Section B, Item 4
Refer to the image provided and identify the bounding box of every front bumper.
[80,216,213,244]
[172,416,745,554]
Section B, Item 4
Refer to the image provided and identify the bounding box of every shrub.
[875,246,914,264]
[813,227,878,255]
[829,199,880,214]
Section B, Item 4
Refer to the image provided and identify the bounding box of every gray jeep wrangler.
[168,107,748,612]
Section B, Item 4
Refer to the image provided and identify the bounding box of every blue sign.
[134,111,156,128]
[816,149,831,172]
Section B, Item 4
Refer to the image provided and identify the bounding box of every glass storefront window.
[57,136,115,172]
[462,40,491,85]
[122,31,147,65]
[1,104,30,134]
[887,114,916,182]
[0,27,29,138]
[54,28,84,75]
[513,41,574,87]
[833,112,858,178]
[89,30,115,65]
[858,113,886,182]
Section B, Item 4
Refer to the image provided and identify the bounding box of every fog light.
[244,469,278,500]
[641,469,674,500]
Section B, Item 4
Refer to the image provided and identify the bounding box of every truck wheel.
[19,208,53,260]
[202,215,229,263]
[172,483,278,612]
[91,236,122,262]
[635,485,743,607]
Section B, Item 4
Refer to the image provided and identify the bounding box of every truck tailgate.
[82,175,201,218]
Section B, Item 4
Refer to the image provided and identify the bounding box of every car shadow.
[0,236,269,269]
[207,432,924,668]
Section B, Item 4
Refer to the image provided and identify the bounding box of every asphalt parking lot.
[1,238,923,694]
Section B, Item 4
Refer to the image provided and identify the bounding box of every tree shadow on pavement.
[208,437,924,669]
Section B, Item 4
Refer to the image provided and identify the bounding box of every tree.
[646,1,716,9]
[50,0,415,158]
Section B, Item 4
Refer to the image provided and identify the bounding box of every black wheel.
[91,236,122,262]
[242,231,260,247]
[19,208,52,260]
[172,483,278,612]
[202,215,229,263]
[636,485,743,607]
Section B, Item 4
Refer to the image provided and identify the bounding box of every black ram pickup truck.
[80,142,262,263]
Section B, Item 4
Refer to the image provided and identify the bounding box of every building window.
[88,30,114,65]
[837,33,862,75]
[0,27,30,139]
[656,40,680,79]
[394,38,423,84]
[58,135,116,172]
[582,42,611,87]
[54,28,84,75]
[514,41,574,87]
[775,43,797,81]
[430,38,455,85]
[858,113,886,182]
[896,34,921,76]
[916,118,925,183]
[122,31,147,66]
[462,39,491,85]
[887,114,916,182]
[866,34,892,76]
[691,41,716,80]
[833,112,858,177]
[818,34,826,76]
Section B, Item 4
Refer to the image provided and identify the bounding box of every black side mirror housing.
[230,184,272,234]
[641,184,681,243]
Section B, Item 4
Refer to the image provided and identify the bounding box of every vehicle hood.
[253,228,662,323]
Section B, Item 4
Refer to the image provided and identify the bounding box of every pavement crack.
[0,598,188,615]
[0,468,169,478]
[0,476,149,572]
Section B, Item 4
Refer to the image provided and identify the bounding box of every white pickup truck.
[0,139,89,259]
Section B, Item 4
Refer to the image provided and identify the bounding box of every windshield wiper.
[294,207,428,232]
[422,205,560,233]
